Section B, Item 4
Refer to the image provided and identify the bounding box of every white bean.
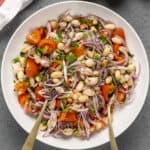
[85,77,98,86]
[76,81,84,92]
[103,45,112,56]
[59,22,67,28]
[64,15,73,22]
[51,71,63,79]
[20,57,26,66]
[55,86,64,93]
[71,20,80,27]
[63,128,73,136]
[12,63,23,74]
[90,26,97,32]
[112,36,123,44]
[57,42,65,50]
[78,94,89,103]
[52,78,60,84]
[49,32,57,38]
[127,64,135,72]
[29,78,35,86]
[17,71,24,81]
[74,32,83,40]
[115,70,121,80]
[50,21,57,30]
[104,23,116,30]
[83,88,95,96]
[77,55,84,61]
[105,76,112,84]
[84,59,95,67]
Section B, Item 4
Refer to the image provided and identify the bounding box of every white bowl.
[1,1,149,149]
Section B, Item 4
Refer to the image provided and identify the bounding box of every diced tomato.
[99,30,111,37]
[38,38,57,54]
[58,112,77,122]
[112,28,125,39]
[101,84,115,102]
[113,44,120,54]
[55,99,61,109]
[72,45,85,57]
[34,86,45,101]
[25,58,39,77]
[18,93,30,106]
[117,91,126,103]
[26,27,45,45]
[15,81,29,93]
[24,103,32,115]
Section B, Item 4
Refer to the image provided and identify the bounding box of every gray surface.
[0,0,150,150]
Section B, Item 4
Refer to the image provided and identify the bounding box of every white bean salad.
[12,11,138,139]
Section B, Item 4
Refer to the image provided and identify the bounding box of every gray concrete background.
[0,0,150,150]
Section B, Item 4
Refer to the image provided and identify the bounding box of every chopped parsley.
[66,53,77,64]
[38,74,44,81]
[13,57,20,63]
[63,108,72,112]
[80,19,93,25]
[71,41,79,48]
[41,120,48,126]
[99,35,108,45]
[89,105,95,114]
[94,53,101,60]
[20,52,26,57]
[35,48,43,55]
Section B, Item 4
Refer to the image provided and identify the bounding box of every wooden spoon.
[22,99,48,150]
[107,103,119,150]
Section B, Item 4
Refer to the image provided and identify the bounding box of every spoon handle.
[22,99,48,150]
[108,105,119,150]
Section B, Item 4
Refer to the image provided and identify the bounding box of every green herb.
[80,19,93,25]
[57,30,62,39]
[13,57,20,63]
[94,53,101,60]
[69,67,75,74]
[54,36,61,43]
[56,54,65,60]
[62,100,67,108]
[35,48,43,55]
[41,120,48,126]
[66,53,77,64]
[63,108,72,112]
[20,52,26,57]
[99,35,108,45]
[71,41,79,48]
[74,130,80,136]
[38,74,44,81]
[89,105,95,114]
[55,30,62,44]
[59,94,69,99]
[128,51,134,57]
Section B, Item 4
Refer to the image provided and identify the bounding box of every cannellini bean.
[103,44,112,56]
[77,55,84,61]
[29,78,35,86]
[49,32,57,38]
[124,74,130,81]
[63,128,73,136]
[90,26,97,32]
[127,64,135,72]
[122,83,128,89]
[57,42,65,50]
[71,19,80,27]
[108,53,114,60]
[128,78,133,87]
[83,88,95,96]
[50,21,57,30]
[119,46,127,52]
[90,126,96,132]
[20,57,26,66]
[64,15,73,22]
[93,19,98,25]
[21,44,32,53]
[87,50,94,58]
[80,67,93,76]
[51,71,63,79]
[93,71,99,76]
[67,98,73,103]
[59,21,67,28]
[12,63,23,74]
[80,24,88,30]
[17,71,24,81]
[40,58,49,67]
[52,78,60,84]
[74,32,83,40]
[120,75,126,83]
[120,69,126,74]
[39,123,47,131]
[72,92,80,100]
[55,86,64,93]
[104,23,116,30]
[115,70,121,80]
[84,59,95,67]
[85,77,98,86]
[76,81,84,92]
[34,55,41,64]
[105,76,112,84]
[112,36,123,44]
[78,94,89,103]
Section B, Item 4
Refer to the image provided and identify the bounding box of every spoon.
[107,102,119,150]
[22,99,48,150]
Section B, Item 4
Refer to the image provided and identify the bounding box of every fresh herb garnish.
[41,120,48,126]
[99,35,108,45]
[89,105,95,114]
[71,41,79,48]
[13,57,20,63]
[80,19,93,25]
[62,100,67,108]
[35,48,43,55]
[20,52,26,57]
[59,94,69,99]
[128,51,134,57]
[63,108,72,112]
[94,53,101,60]
[56,50,65,60]
[69,67,75,74]
[55,30,62,44]
[38,74,44,81]
[66,53,77,64]
[57,30,62,39]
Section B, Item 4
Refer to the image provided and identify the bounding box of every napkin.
[0,0,33,30]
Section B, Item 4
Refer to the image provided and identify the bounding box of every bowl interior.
[1,1,149,149]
